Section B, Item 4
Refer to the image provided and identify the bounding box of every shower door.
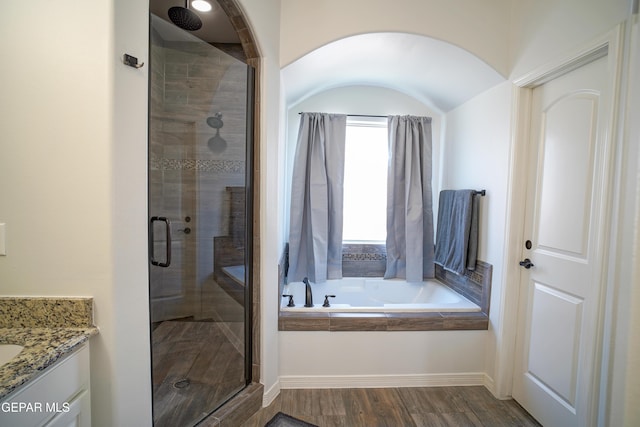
[148,14,253,427]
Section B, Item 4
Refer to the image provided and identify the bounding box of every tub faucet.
[303,277,313,307]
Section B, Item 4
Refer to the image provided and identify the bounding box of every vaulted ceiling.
[281,32,507,113]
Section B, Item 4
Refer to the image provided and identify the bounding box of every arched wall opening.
[281,32,506,240]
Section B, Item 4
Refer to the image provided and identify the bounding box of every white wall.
[280,331,487,386]
[0,0,285,424]
[441,82,514,389]
[508,0,630,79]
[0,4,112,294]
[110,0,153,424]
[0,1,152,426]
[623,15,640,426]
[235,0,284,403]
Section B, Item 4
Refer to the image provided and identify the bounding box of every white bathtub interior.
[281,277,480,312]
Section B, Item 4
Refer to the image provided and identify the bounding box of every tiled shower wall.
[149,28,248,322]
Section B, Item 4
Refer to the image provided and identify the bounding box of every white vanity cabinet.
[0,344,91,427]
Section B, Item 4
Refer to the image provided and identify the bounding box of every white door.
[512,54,613,427]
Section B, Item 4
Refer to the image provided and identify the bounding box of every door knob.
[519,258,534,269]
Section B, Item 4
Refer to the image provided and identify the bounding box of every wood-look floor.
[242,386,541,427]
[152,320,246,427]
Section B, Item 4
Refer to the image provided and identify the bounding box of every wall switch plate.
[0,223,5,256]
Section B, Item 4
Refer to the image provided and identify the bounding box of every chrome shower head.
[206,113,226,153]
[206,113,224,129]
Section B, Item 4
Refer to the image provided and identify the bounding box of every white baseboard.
[262,380,281,407]
[482,373,499,397]
[279,372,487,389]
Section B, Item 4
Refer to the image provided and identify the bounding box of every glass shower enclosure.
[148,14,253,426]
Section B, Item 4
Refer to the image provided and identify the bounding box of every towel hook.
[123,54,144,69]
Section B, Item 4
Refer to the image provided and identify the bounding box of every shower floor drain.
[173,378,191,389]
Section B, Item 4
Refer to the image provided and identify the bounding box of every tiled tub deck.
[279,260,492,332]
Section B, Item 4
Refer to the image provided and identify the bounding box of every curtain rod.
[298,112,387,118]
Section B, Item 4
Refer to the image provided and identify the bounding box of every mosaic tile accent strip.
[150,157,245,173]
[342,254,384,261]
[342,244,387,277]
[342,252,386,261]
[342,244,387,260]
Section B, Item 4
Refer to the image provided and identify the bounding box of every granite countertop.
[0,297,99,400]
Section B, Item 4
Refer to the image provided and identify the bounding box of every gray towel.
[434,189,479,275]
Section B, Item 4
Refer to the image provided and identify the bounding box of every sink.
[0,344,24,366]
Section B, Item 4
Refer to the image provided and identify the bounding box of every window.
[342,117,388,243]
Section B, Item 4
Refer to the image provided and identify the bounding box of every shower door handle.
[149,216,172,267]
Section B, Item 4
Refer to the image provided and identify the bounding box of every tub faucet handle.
[282,294,295,307]
[323,295,336,307]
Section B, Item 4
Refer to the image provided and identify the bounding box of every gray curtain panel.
[288,113,347,283]
[384,115,435,282]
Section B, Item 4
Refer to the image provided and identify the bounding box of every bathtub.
[280,277,480,313]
